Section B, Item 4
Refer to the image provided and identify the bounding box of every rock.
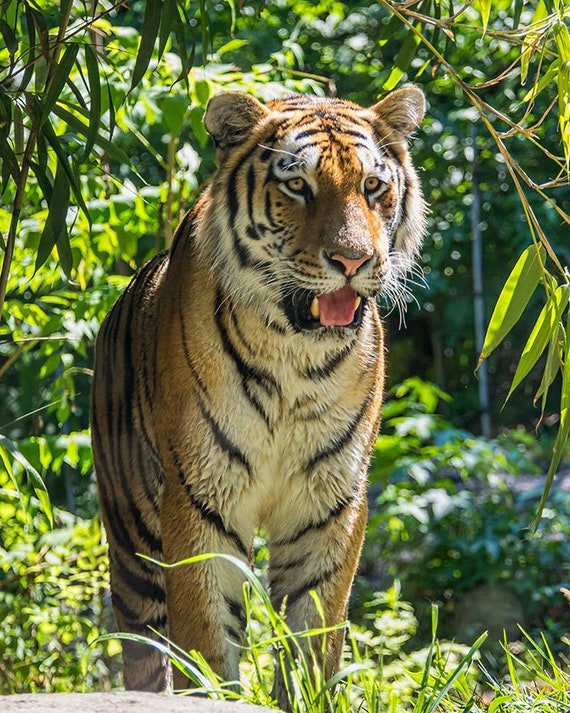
[452,584,526,643]
[0,692,280,713]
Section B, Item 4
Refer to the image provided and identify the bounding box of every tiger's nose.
[325,251,374,277]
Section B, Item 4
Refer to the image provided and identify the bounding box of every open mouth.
[283,285,366,331]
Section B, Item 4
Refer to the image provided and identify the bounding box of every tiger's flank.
[90,88,427,708]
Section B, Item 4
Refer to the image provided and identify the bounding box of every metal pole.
[470,123,492,438]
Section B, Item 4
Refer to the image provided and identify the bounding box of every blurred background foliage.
[1,0,570,698]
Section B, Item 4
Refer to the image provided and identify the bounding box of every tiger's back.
[91,88,426,705]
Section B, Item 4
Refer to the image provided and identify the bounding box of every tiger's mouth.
[284,285,366,331]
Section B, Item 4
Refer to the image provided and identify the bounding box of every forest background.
[1,0,570,709]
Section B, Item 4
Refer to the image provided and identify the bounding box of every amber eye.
[363,176,382,193]
[285,177,307,193]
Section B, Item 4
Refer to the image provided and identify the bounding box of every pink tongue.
[318,286,359,326]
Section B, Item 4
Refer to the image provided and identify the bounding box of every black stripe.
[178,297,209,395]
[169,445,249,558]
[197,397,252,476]
[246,165,256,229]
[227,597,246,629]
[302,344,352,380]
[305,395,372,471]
[109,551,167,604]
[273,494,354,548]
[98,473,163,565]
[269,553,309,574]
[285,562,342,609]
[214,291,278,427]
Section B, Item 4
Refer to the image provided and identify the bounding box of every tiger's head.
[202,89,426,333]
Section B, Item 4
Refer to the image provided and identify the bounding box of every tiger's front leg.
[267,485,368,709]
[160,469,251,691]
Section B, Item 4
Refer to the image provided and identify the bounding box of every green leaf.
[0,130,20,185]
[383,29,420,91]
[40,42,79,126]
[505,285,569,401]
[535,311,570,522]
[479,0,491,35]
[0,18,18,56]
[0,434,53,527]
[534,323,563,415]
[479,244,545,363]
[158,0,177,60]
[130,0,163,91]
[41,112,89,222]
[52,104,131,166]
[81,43,102,164]
[35,159,70,273]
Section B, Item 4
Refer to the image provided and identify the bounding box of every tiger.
[90,87,426,708]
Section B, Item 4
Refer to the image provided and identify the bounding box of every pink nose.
[330,253,373,277]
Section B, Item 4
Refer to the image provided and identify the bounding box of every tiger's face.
[203,90,426,333]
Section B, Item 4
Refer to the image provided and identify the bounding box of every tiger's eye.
[286,177,307,192]
[364,176,382,193]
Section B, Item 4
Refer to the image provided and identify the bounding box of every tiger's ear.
[204,92,270,156]
[370,86,426,141]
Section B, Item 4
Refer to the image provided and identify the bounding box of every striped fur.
[91,88,426,706]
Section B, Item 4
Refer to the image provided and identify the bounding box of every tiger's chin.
[283,286,368,332]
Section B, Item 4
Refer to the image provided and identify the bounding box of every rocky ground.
[0,692,279,713]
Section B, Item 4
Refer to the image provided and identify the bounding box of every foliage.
[364,379,570,657]
[0,477,119,692]
[101,553,484,712]
[1,1,570,707]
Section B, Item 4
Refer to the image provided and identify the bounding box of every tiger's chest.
[154,289,383,541]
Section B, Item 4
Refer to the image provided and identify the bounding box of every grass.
[100,554,570,712]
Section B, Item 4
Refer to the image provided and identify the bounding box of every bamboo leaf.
[534,324,563,417]
[522,60,558,103]
[41,112,90,222]
[505,285,569,401]
[0,18,18,56]
[52,103,132,165]
[130,0,163,91]
[479,0,491,35]
[479,244,545,363]
[35,159,70,273]
[40,42,79,126]
[158,0,177,60]
[0,131,20,185]
[0,434,53,527]
[534,311,570,522]
[81,43,102,163]
[383,29,421,91]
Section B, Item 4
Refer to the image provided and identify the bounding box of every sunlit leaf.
[505,285,569,401]
[479,0,491,35]
[479,244,545,363]
[534,323,563,415]
[0,434,53,527]
[535,311,570,522]
[383,29,420,91]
